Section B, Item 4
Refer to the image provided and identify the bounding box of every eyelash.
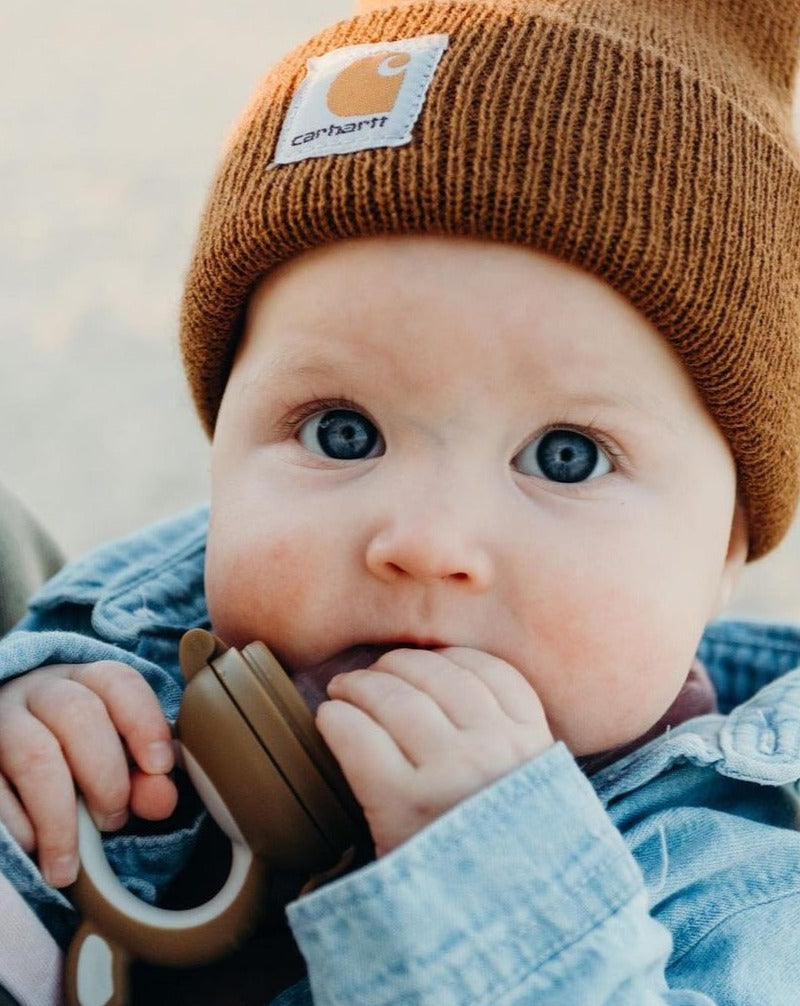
[278,400,626,473]
[279,396,367,438]
[535,422,625,470]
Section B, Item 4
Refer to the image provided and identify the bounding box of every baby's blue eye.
[514,429,612,482]
[298,408,384,460]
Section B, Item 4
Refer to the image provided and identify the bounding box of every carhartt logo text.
[273,35,448,165]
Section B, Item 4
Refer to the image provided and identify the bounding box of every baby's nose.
[364,497,495,591]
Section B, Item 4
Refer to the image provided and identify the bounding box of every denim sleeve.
[286,743,715,1006]
[621,752,800,1006]
[0,507,210,948]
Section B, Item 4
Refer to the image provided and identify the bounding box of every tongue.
[291,644,399,712]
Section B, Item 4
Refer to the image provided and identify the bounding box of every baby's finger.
[326,666,455,766]
[129,769,179,822]
[0,707,79,887]
[0,773,35,852]
[366,648,505,728]
[72,662,174,776]
[24,676,132,830]
[439,647,547,725]
[316,698,414,806]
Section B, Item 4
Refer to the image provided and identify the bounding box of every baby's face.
[206,236,746,756]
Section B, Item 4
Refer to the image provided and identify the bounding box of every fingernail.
[146,740,174,773]
[45,854,79,888]
[100,809,128,832]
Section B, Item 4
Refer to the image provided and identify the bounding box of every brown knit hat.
[181,0,800,559]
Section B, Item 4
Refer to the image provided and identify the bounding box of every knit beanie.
[181,0,800,559]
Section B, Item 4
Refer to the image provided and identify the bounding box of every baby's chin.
[569,664,716,769]
[558,713,666,759]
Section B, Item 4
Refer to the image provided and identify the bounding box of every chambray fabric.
[0,507,210,948]
[1,506,800,1004]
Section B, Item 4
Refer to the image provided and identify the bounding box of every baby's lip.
[289,641,443,713]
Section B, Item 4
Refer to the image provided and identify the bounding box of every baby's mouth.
[289,643,422,713]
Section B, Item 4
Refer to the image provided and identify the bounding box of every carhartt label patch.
[274,34,449,165]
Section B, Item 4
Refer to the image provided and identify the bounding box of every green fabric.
[0,484,64,636]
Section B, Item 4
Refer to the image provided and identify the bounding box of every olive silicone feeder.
[65,629,369,1006]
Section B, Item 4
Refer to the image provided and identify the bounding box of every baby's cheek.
[534,592,685,754]
[206,532,319,648]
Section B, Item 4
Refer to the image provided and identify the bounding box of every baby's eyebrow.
[567,390,654,413]
[563,389,688,436]
[258,346,353,383]
[253,345,687,436]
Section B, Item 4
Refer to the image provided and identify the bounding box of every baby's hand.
[317,648,553,856]
[0,662,177,888]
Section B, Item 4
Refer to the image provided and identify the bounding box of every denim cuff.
[287,743,656,1005]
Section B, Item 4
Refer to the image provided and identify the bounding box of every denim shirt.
[2,506,800,1005]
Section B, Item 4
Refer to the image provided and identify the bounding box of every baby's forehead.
[237,237,707,433]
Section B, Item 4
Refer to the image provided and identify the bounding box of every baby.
[1,0,799,1003]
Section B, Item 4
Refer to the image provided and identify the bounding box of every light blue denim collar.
[592,666,800,803]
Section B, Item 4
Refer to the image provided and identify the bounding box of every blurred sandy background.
[1,1,799,621]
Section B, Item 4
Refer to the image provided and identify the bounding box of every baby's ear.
[711,501,749,618]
